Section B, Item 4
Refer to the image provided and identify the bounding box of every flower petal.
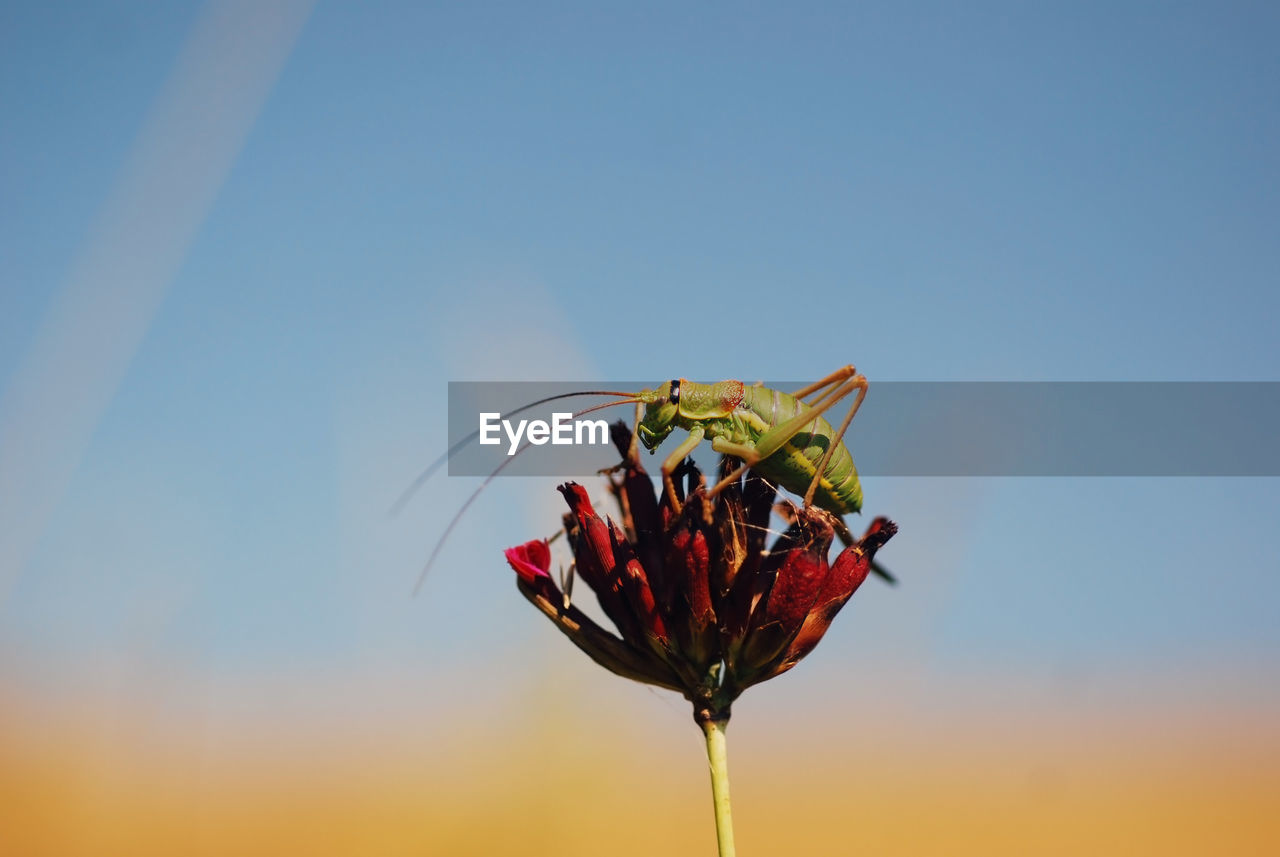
[558,482,646,646]
[504,539,552,584]
[730,508,841,685]
[780,517,898,672]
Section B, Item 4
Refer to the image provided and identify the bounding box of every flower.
[505,424,897,725]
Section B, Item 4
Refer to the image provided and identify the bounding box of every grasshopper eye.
[669,379,681,405]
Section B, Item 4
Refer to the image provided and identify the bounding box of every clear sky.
[2,0,1278,740]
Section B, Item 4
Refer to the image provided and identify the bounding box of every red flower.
[504,540,552,585]
[505,424,897,725]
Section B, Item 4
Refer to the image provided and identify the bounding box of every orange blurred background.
[4,654,1277,856]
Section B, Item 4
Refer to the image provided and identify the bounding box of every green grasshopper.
[628,365,867,517]
[403,365,888,591]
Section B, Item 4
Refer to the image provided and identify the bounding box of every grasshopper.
[629,365,867,517]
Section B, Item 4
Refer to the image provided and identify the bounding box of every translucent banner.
[444,381,1280,477]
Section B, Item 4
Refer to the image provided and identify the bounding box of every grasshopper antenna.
[412,397,640,596]
[390,389,638,518]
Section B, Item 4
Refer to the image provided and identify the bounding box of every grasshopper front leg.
[660,425,704,510]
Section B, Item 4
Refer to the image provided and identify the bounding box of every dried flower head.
[505,424,896,726]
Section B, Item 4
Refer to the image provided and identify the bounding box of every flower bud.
[501,422,898,723]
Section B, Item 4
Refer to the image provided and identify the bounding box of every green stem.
[702,718,736,857]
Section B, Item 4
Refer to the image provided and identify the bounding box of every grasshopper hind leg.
[799,374,867,508]
[704,367,868,508]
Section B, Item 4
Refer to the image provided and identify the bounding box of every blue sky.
[2,1,1277,716]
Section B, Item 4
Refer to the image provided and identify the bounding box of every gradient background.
[2,2,1278,854]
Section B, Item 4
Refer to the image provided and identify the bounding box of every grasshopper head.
[636,380,681,451]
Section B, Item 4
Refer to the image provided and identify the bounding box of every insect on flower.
[400,365,896,592]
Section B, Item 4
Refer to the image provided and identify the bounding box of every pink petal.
[504,540,552,584]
